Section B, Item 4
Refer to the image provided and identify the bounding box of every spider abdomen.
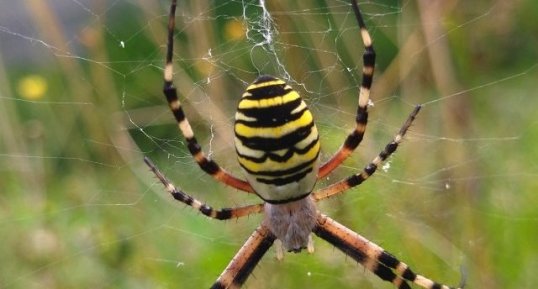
[234,75,320,203]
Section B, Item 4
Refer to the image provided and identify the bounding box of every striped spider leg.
[145,157,274,289]
[144,0,465,289]
[313,214,466,289]
[158,0,254,194]
[312,105,421,202]
[317,0,375,179]
[144,157,264,220]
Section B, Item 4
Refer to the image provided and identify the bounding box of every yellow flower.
[17,75,47,100]
[224,19,245,41]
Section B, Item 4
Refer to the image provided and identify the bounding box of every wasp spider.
[144,1,465,288]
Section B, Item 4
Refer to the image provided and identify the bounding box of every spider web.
[1,1,537,289]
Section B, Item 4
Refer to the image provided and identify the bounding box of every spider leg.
[313,105,420,202]
[211,225,276,289]
[313,214,463,289]
[163,0,254,194]
[318,0,375,179]
[144,157,263,220]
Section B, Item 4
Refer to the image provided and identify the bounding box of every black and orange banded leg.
[162,0,254,194]
[211,225,276,289]
[145,157,263,220]
[314,214,464,289]
[313,105,421,201]
[318,0,376,179]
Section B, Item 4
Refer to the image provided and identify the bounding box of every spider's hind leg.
[162,0,254,194]
[318,0,376,179]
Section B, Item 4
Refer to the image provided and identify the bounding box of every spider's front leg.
[313,214,465,289]
[211,225,276,289]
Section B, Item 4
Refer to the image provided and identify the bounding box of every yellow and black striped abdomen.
[234,75,320,203]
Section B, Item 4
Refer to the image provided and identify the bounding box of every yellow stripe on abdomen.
[237,139,320,174]
[235,109,313,138]
[238,90,300,110]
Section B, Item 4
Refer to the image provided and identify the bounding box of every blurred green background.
[1,1,537,288]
